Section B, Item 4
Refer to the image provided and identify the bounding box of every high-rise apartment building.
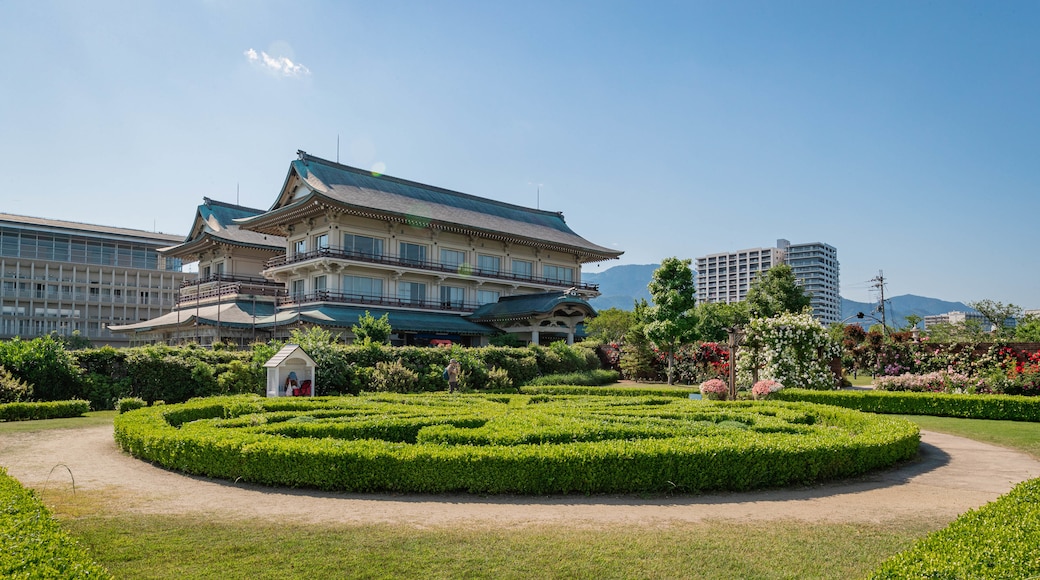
[0,213,186,346]
[696,239,840,325]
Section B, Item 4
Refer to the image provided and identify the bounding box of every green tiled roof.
[163,198,284,256]
[468,291,595,322]
[240,152,622,262]
[254,305,497,336]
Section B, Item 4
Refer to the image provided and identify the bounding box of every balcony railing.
[181,273,277,288]
[279,290,481,313]
[177,281,286,305]
[265,247,599,292]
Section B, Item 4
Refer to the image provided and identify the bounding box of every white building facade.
[695,239,840,325]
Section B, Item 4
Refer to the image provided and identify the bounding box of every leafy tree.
[744,264,812,319]
[902,314,923,331]
[1015,313,1040,342]
[923,320,987,343]
[967,299,1022,337]
[619,299,664,382]
[351,310,392,345]
[694,301,750,343]
[584,307,635,344]
[644,257,698,385]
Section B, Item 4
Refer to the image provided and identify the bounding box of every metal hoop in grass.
[40,463,76,508]
[113,394,921,495]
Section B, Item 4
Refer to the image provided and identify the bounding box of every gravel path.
[2,425,1038,528]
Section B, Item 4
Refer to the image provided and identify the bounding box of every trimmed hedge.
[870,478,1040,579]
[524,369,621,387]
[114,394,919,495]
[0,400,90,422]
[773,388,1040,421]
[0,467,112,579]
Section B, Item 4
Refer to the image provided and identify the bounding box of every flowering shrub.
[737,312,841,390]
[699,378,728,400]
[751,379,783,400]
[873,371,975,393]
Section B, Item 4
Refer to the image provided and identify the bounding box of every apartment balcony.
[278,290,481,313]
[265,248,600,292]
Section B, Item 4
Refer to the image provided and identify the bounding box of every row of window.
[0,228,183,271]
[289,274,502,307]
[290,233,573,283]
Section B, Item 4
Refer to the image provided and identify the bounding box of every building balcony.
[265,248,600,292]
[177,275,286,305]
[278,290,481,313]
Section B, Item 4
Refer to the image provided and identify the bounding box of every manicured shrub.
[116,397,147,414]
[773,388,1040,421]
[870,478,1040,579]
[0,400,90,422]
[114,394,919,495]
[525,370,620,387]
[371,359,420,393]
[0,467,112,578]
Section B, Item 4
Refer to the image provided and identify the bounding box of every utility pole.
[870,270,887,335]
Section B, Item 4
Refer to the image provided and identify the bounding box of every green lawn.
[7,409,1040,579]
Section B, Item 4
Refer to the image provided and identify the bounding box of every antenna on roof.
[237,182,240,206]
[337,134,340,163]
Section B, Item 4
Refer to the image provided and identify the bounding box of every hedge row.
[0,400,90,422]
[773,388,1040,421]
[113,394,920,495]
[869,477,1040,579]
[3,338,604,410]
[0,467,112,579]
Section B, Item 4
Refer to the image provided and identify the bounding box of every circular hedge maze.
[114,393,920,495]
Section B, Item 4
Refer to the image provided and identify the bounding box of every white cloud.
[244,48,310,77]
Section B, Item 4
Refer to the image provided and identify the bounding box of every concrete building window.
[397,281,425,306]
[543,264,573,284]
[440,249,466,269]
[477,254,500,275]
[399,242,426,266]
[293,240,306,256]
[512,259,533,279]
[314,234,329,251]
[440,285,465,309]
[313,275,327,291]
[343,275,382,298]
[477,289,499,305]
[290,279,305,298]
[343,234,383,258]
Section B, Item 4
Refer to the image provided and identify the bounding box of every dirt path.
[2,425,1038,528]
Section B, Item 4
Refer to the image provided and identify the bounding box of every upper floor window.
[293,239,306,256]
[313,275,327,291]
[214,262,224,276]
[343,275,383,298]
[202,265,211,278]
[511,259,533,279]
[440,249,466,269]
[397,281,426,306]
[543,264,573,284]
[314,234,329,251]
[477,254,501,274]
[290,279,305,298]
[440,286,465,309]
[399,242,426,265]
[477,289,500,305]
[343,233,383,258]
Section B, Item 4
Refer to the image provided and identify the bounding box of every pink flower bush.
[752,379,783,400]
[700,378,728,400]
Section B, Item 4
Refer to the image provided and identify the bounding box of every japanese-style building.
[112,151,622,346]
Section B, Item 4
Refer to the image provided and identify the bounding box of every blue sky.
[2,1,1038,309]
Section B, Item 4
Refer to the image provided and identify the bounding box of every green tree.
[1014,313,1040,342]
[744,264,812,319]
[352,310,392,345]
[902,314,923,331]
[694,301,750,343]
[967,299,1022,338]
[644,257,698,385]
[584,307,635,344]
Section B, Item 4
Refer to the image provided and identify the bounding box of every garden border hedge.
[113,394,919,495]
[773,388,1040,422]
[0,400,90,422]
[0,467,112,579]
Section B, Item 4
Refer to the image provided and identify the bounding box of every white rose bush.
[738,311,841,391]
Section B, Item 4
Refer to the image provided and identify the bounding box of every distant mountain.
[841,295,972,330]
[585,264,973,328]
[584,264,659,310]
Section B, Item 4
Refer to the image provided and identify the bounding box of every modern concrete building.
[114,151,622,346]
[923,311,992,332]
[0,213,186,346]
[695,239,840,325]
